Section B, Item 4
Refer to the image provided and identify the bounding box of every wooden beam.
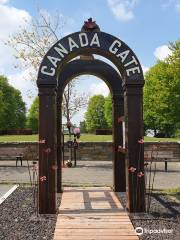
[38,86,57,214]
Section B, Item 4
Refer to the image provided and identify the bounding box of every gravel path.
[0,187,60,240]
[117,192,180,239]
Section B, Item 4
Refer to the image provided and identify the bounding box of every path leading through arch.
[53,187,139,240]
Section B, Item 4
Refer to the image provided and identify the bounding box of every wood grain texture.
[53,187,139,240]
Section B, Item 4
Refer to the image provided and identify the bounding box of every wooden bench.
[0,155,23,167]
[145,149,179,172]
[0,146,38,167]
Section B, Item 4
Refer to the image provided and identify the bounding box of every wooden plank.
[54,229,136,235]
[58,218,131,221]
[54,237,139,240]
[53,187,138,240]
[56,223,135,228]
[59,213,129,216]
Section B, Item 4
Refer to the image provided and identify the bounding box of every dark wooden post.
[124,82,145,212]
[56,96,63,193]
[38,85,57,214]
[112,93,126,192]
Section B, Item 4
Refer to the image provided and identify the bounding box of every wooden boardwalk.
[53,187,139,240]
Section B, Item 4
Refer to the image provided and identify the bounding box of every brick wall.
[0,141,179,162]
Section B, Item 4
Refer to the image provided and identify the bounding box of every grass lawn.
[0,134,179,142]
[154,188,180,203]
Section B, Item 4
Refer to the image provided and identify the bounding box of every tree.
[26,97,38,132]
[0,75,26,130]
[62,80,89,121]
[85,95,108,132]
[144,40,180,137]
[26,83,88,131]
[79,120,87,133]
[104,94,112,128]
[7,10,88,122]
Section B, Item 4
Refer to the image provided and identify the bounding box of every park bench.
[0,145,38,167]
[145,148,180,172]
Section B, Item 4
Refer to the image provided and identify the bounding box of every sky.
[0,0,179,124]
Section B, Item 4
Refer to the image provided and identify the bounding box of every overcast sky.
[0,0,179,124]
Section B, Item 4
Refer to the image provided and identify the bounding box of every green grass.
[0,134,179,142]
[144,136,180,142]
[161,187,180,195]
[79,134,112,142]
[153,188,180,203]
[0,134,38,142]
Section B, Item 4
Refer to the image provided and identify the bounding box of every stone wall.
[0,142,38,160]
[0,141,179,162]
[74,142,180,162]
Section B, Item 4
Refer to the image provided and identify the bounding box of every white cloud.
[63,109,86,126]
[90,82,110,97]
[0,2,31,73]
[0,2,76,114]
[0,0,9,4]
[142,65,149,74]
[107,0,139,21]
[154,45,172,60]
[175,1,180,11]
[0,1,33,109]
[161,0,180,11]
[0,4,31,39]
[161,0,173,9]
[8,68,37,109]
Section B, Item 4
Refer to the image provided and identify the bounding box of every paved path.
[0,184,13,199]
[0,161,179,189]
[53,187,138,240]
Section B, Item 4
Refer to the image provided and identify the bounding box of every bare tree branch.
[7,10,89,123]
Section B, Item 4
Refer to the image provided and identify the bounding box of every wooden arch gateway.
[37,24,145,214]
[57,59,124,192]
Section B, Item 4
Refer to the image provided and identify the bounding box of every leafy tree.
[85,95,108,132]
[104,94,112,128]
[79,120,87,133]
[144,40,180,137]
[0,75,26,130]
[26,97,39,132]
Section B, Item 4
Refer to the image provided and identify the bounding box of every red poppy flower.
[39,176,46,182]
[128,166,136,173]
[137,172,144,178]
[138,139,144,144]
